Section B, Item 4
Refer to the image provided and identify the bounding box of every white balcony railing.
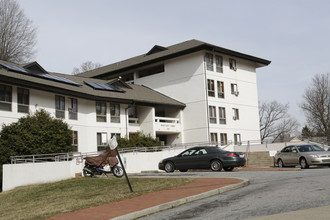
[155,116,181,133]
[128,117,139,124]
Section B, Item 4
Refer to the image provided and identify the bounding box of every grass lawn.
[0,177,194,220]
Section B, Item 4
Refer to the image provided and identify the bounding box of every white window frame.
[217,81,224,98]
[110,103,120,123]
[229,58,237,71]
[219,107,226,124]
[220,133,227,146]
[55,95,65,118]
[233,108,239,120]
[209,106,217,124]
[96,101,107,122]
[17,87,29,113]
[215,55,223,73]
[68,97,78,120]
[205,53,214,71]
[72,130,78,152]
[234,134,241,145]
[97,132,108,151]
[208,79,215,97]
[231,83,239,96]
[210,133,218,143]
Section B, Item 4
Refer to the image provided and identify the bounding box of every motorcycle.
[83,148,124,178]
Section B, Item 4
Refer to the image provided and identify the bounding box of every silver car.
[274,144,330,169]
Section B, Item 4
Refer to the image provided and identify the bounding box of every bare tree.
[259,100,299,143]
[300,73,330,142]
[0,0,37,63]
[72,61,102,75]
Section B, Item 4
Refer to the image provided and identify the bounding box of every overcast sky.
[16,0,330,129]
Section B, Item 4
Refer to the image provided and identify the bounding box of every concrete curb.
[111,178,249,220]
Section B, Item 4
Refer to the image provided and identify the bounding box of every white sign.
[109,135,118,150]
[269,150,277,157]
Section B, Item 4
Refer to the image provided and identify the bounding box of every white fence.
[2,160,81,191]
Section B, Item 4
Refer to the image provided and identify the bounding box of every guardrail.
[9,142,220,164]
[12,140,283,164]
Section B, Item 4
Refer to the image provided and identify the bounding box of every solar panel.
[84,81,125,93]
[0,62,33,74]
[0,61,81,86]
[39,73,81,86]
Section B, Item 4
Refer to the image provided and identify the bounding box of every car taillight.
[227,153,237,157]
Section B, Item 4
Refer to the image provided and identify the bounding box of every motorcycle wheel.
[111,165,124,178]
[83,166,94,177]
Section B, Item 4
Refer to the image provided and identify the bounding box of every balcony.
[155,116,181,133]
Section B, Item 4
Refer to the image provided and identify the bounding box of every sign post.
[109,136,133,192]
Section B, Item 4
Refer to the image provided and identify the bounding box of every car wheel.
[210,160,222,171]
[278,159,284,168]
[179,169,188,172]
[300,157,309,169]
[164,161,175,173]
[224,167,234,171]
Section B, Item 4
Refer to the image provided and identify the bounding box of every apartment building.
[0,61,185,152]
[80,39,271,147]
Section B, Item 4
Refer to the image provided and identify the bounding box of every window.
[17,88,29,113]
[209,106,216,124]
[215,55,223,73]
[68,98,78,120]
[0,84,12,111]
[233,108,239,120]
[220,133,227,146]
[55,95,65,118]
[231,83,239,96]
[210,133,218,143]
[110,103,120,123]
[138,64,164,78]
[219,107,226,124]
[205,53,214,71]
[128,106,139,124]
[229,58,237,71]
[234,134,241,145]
[217,81,224,98]
[111,133,121,140]
[96,102,107,122]
[97,132,108,151]
[72,131,78,152]
[207,79,215,97]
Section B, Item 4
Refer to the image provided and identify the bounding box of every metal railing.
[10,152,74,164]
[9,140,262,164]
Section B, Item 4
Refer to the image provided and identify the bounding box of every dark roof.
[0,61,185,108]
[78,39,271,79]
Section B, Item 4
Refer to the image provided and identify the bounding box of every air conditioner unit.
[234,91,239,96]
[233,116,237,120]
[68,108,73,112]
[233,66,237,71]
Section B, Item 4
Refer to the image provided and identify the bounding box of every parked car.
[158,146,246,173]
[274,144,330,169]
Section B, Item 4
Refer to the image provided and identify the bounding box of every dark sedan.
[158,146,246,172]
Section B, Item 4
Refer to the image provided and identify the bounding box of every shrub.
[117,132,160,149]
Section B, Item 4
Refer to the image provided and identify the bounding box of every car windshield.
[297,145,324,152]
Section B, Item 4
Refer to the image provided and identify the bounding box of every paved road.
[137,167,330,220]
